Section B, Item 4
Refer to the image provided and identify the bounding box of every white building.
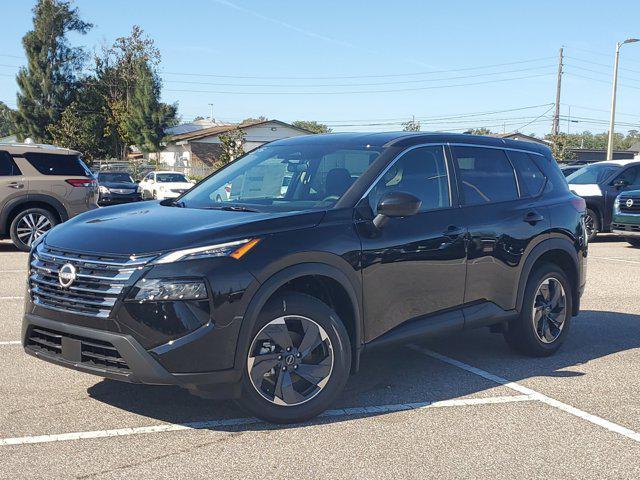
[144,119,310,177]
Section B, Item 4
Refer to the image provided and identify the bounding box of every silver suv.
[0,143,98,251]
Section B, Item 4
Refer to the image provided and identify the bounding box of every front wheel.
[10,208,58,252]
[504,263,573,357]
[584,208,599,242]
[238,293,351,424]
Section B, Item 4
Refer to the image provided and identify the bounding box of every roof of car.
[587,159,640,167]
[1,143,81,156]
[152,171,185,175]
[268,131,551,155]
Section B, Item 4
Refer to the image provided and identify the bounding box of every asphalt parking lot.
[1,237,639,479]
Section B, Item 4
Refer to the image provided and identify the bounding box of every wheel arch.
[517,238,581,317]
[1,195,67,235]
[235,263,363,374]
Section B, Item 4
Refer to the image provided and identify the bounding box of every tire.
[237,292,351,424]
[584,208,599,242]
[504,263,573,357]
[9,208,58,252]
[627,238,640,248]
[152,190,158,200]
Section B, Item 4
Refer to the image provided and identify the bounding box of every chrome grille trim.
[29,244,154,318]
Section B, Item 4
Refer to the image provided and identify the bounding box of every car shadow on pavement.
[86,309,640,430]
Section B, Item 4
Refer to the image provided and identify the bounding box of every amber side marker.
[230,238,261,259]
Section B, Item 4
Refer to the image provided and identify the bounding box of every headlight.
[152,238,260,264]
[99,185,110,194]
[128,278,208,303]
[159,185,165,191]
[614,197,620,213]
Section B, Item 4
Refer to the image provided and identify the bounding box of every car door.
[0,151,27,218]
[604,164,640,228]
[357,144,467,342]
[451,145,550,312]
[140,173,153,198]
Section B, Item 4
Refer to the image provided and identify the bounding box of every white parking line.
[589,256,640,265]
[0,297,23,301]
[0,394,535,446]
[0,341,20,346]
[0,270,26,273]
[410,345,640,444]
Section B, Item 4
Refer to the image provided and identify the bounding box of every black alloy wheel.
[238,293,351,424]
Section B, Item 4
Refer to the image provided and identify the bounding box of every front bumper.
[22,313,242,389]
[98,193,143,206]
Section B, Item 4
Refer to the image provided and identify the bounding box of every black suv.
[22,133,588,423]
[96,171,142,206]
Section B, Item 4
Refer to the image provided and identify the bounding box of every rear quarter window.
[0,151,21,176]
[507,151,547,197]
[23,152,91,176]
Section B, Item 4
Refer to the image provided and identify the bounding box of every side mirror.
[614,179,629,190]
[373,191,422,228]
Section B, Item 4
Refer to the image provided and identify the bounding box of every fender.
[516,237,580,315]
[0,194,68,235]
[234,262,363,373]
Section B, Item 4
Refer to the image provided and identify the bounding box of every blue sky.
[1,0,640,136]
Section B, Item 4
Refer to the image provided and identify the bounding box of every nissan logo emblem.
[58,263,77,288]
[626,198,634,208]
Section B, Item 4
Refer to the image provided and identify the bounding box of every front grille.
[619,197,640,214]
[29,244,154,318]
[110,188,136,195]
[26,326,130,372]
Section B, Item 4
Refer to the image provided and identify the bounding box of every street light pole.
[607,38,639,161]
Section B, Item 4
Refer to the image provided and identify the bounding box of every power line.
[160,56,557,80]
[566,55,640,75]
[565,72,640,90]
[164,73,555,95]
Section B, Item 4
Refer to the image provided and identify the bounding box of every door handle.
[8,182,24,189]
[523,211,544,225]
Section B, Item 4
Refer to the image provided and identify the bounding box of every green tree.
[241,116,269,125]
[13,0,91,142]
[47,81,113,162]
[217,128,246,168]
[0,102,14,137]
[401,117,421,132]
[123,61,177,155]
[466,127,493,136]
[291,120,332,134]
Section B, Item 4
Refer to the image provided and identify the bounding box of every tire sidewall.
[9,208,57,252]
[585,208,599,242]
[238,293,351,423]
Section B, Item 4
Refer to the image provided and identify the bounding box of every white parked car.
[139,171,195,200]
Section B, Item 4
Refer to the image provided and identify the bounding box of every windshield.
[566,163,621,185]
[98,172,133,183]
[179,143,383,212]
[157,173,188,183]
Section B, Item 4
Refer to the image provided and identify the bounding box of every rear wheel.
[238,293,351,424]
[504,263,573,357]
[584,208,599,242]
[10,208,58,251]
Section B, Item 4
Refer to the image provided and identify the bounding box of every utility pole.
[552,47,563,136]
[607,38,639,161]
[208,103,215,123]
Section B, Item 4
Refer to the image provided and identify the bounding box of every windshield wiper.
[205,205,260,213]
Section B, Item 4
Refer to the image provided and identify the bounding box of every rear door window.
[0,151,21,176]
[452,146,518,205]
[24,153,91,176]
[507,151,547,197]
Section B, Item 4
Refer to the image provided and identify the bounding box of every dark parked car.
[560,164,585,177]
[96,171,142,206]
[566,159,640,241]
[23,132,587,423]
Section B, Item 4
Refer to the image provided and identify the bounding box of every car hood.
[45,201,326,256]
[157,182,193,190]
[100,181,138,189]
